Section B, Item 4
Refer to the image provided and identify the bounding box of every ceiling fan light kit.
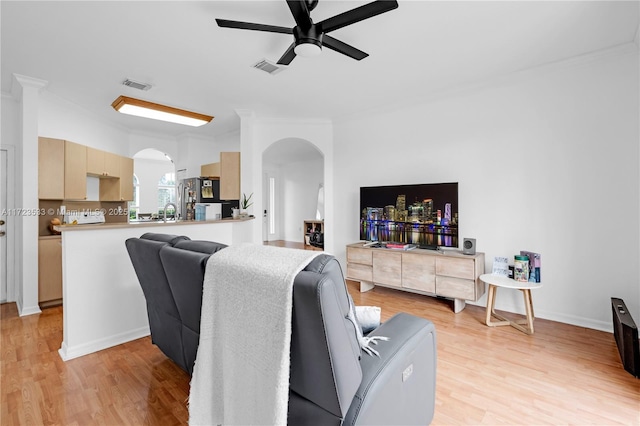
[294,42,322,57]
[111,95,213,127]
[216,0,398,66]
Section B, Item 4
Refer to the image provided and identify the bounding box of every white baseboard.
[17,301,41,317]
[58,325,151,361]
[467,300,613,333]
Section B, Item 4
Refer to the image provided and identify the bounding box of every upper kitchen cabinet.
[220,152,240,200]
[99,156,134,202]
[38,137,65,199]
[39,137,87,200]
[87,147,119,178]
[200,152,241,200]
[201,162,221,178]
[39,137,133,202]
[64,141,88,200]
[119,156,134,201]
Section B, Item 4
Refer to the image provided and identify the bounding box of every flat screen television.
[360,182,459,248]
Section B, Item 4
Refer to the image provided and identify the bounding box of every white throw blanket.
[189,244,322,426]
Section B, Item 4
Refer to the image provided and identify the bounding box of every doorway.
[262,139,323,245]
[1,145,15,303]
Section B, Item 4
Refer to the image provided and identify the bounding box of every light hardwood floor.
[2,244,639,425]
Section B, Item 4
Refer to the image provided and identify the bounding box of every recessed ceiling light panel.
[111,95,214,127]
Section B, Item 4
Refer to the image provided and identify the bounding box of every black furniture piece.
[126,233,437,424]
[611,297,640,378]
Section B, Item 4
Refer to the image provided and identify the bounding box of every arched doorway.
[131,149,176,220]
[262,138,324,245]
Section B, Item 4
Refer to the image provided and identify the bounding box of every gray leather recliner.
[126,233,437,424]
[125,233,227,374]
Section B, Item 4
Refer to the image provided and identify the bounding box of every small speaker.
[462,238,476,255]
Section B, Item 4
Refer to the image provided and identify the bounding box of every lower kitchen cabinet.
[38,236,62,306]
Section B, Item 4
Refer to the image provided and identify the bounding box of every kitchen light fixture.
[111,95,213,127]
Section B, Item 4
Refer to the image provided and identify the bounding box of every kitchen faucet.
[164,203,177,222]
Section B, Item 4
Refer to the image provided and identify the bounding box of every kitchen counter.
[56,217,254,361]
[53,217,252,232]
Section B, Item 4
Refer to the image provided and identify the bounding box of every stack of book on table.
[384,242,417,251]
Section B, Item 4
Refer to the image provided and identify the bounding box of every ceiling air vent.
[122,78,152,91]
[252,59,286,75]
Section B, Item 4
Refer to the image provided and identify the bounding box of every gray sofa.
[126,233,437,425]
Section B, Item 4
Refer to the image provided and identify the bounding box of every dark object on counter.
[125,233,437,425]
[221,200,239,219]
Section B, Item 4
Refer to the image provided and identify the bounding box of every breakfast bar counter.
[54,217,254,361]
[53,216,251,232]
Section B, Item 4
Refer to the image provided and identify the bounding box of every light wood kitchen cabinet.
[200,152,241,200]
[39,137,134,202]
[39,137,87,200]
[38,236,62,306]
[201,162,221,178]
[87,147,120,177]
[64,141,87,200]
[119,156,134,201]
[38,137,65,199]
[99,155,134,201]
[220,152,240,200]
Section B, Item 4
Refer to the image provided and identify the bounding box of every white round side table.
[479,274,543,335]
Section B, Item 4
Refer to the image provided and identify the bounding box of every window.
[158,172,176,214]
[128,174,140,219]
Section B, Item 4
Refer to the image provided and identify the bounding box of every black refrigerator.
[180,177,238,220]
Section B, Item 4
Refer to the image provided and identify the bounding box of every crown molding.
[11,73,47,99]
[235,109,255,120]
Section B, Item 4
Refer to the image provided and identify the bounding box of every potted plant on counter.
[240,192,253,218]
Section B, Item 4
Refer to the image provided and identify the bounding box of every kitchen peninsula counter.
[53,216,252,232]
[56,217,254,361]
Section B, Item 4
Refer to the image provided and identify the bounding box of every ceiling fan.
[215,0,399,65]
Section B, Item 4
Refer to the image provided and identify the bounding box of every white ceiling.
[2,1,638,139]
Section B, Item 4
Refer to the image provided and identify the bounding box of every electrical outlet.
[402,364,413,382]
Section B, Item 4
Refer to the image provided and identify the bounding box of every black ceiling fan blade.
[215,19,292,35]
[322,35,368,60]
[318,0,399,34]
[277,43,297,65]
[286,0,313,31]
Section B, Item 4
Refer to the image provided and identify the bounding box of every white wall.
[39,91,130,154]
[239,115,334,250]
[333,46,639,331]
[175,130,239,179]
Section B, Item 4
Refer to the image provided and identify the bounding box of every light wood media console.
[346,242,485,313]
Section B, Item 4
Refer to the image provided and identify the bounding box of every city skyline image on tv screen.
[360,182,459,247]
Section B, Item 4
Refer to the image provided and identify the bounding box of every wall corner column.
[236,109,261,244]
[12,73,47,316]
